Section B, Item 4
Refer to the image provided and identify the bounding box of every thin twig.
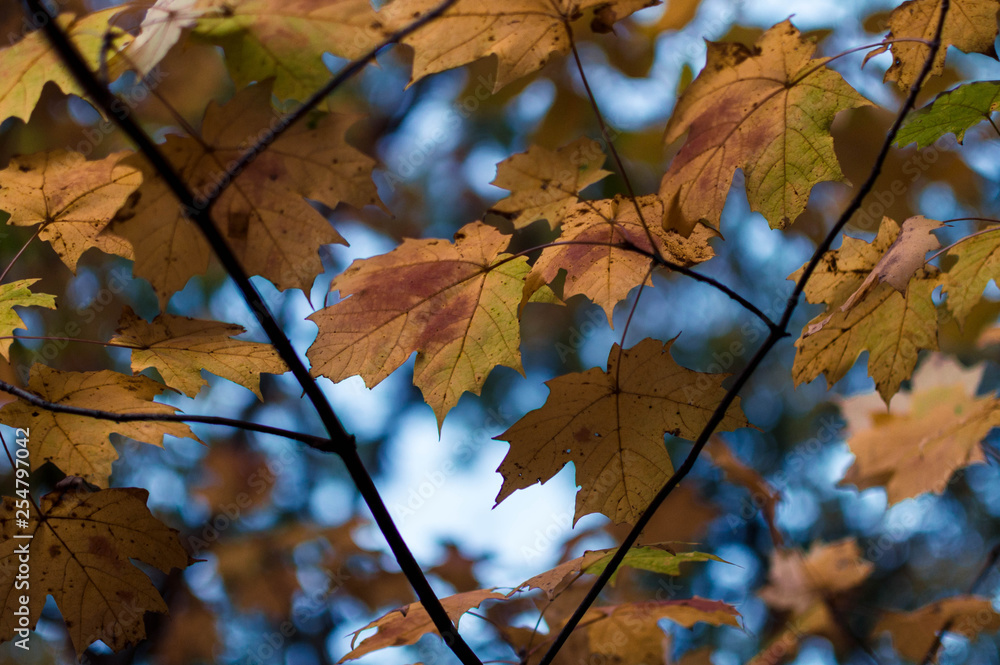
[537,3,950,663]
[0,379,330,447]
[197,0,460,213]
[25,1,482,662]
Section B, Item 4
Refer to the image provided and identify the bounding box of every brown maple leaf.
[108,81,379,306]
[0,487,190,656]
[0,150,140,271]
[495,337,750,524]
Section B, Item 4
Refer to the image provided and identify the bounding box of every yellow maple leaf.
[876,0,1000,90]
[340,588,506,662]
[308,221,530,426]
[494,337,749,524]
[191,0,382,104]
[939,225,1000,323]
[531,194,716,324]
[490,137,612,230]
[838,355,998,504]
[0,9,123,123]
[0,366,200,485]
[659,20,870,233]
[111,307,286,399]
[0,487,190,656]
[389,0,659,91]
[791,217,939,403]
[0,280,56,361]
[108,81,379,307]
[0,150,140,272]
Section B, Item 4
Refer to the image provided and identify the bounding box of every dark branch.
[537,3,950,663]
[0,380,329,447]
[23,1,481,662]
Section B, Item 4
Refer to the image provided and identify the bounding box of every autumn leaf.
[191,0,381,104]
[0,366,200,485]
[0,9,123,123]
[939,226,1000,323]
[875,0,1000,91]
[791,217,939,403]
[392,0,659,91]
[759,539,873,615]
[111,307,286,399]
[309,221,531,425]
[509,597,739,665]
[0,279,56,360]
[340,588,506,661]
[490,137,611,230]
[838,355,998,504]
[708,436,783,547]
[659,20,870,233]
[0,487,190,656]
[108,81,378,306]
[896,81,1000,148]
[836,215,942,313]
[495,337,750,524]
[875,596,1000,662]
[531,194,716,324]
[0,150,140,271]
[111,0,205,78]
[518,544,726,599]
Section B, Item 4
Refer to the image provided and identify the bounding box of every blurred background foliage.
[2,0,1000,663]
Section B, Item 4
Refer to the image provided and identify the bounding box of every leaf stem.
[25,2,481,662]
[536,2,950,664]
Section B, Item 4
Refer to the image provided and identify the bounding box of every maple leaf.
[0,150,140,271]
[108,81,378,306]
[390,0,659,91]
[836,215,942,314]
[308,221,532,425]
[658,20,870,233]
[791,217,939,403]
[0,487,190,656]
[0,9,123,123]
[531,194,716,324]
[517,544,725,599]
[896,81,1000,148]
[191,0,382,104]
[340,588,506,661]
[838,355,998,504]
[509,597,739,665]
[495,337,750,524]
[939,226,1000,323]
[490,137,612,230]
[0,279,56,360]
[110,0,205,78]
[708,436,783,547]
[875,596,1000,662]
[875,0,1000,91]
[111,307,286,399]
[0,366,200,485]
[759,539,873,615]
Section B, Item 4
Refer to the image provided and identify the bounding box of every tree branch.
[538,3,950,663]
[0,379,331,447]
[23,2,481,662]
